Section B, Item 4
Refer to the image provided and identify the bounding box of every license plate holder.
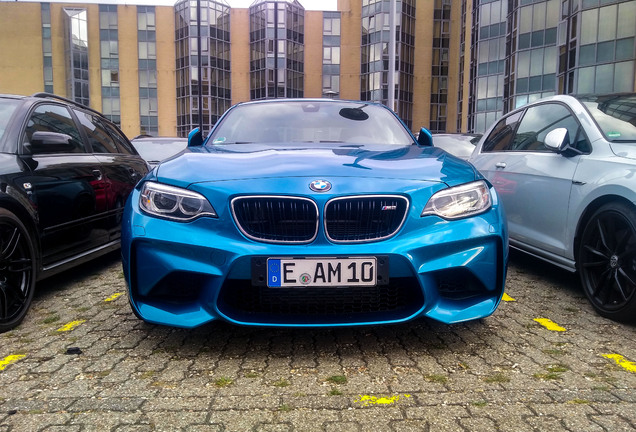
[251,256,389,287]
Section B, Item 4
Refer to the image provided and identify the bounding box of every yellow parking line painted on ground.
[534,318,566,332]
[502,293,516,302]
[355,394,411,406]
[602,353,636,373]
[57,320,86,332]
[0,354,26,371]
[104,292,123,302]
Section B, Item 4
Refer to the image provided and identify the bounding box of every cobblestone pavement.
[0,250,634,431]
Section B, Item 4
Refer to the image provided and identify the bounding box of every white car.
[470,93,636,322]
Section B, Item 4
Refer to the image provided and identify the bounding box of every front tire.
[0,208,36,332]
[578,202,636,322]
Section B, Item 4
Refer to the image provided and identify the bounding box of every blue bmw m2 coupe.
[122,99,508,329]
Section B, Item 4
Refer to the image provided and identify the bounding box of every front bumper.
[122,189,508,328]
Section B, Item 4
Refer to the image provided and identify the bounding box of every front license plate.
[267,257,377,288]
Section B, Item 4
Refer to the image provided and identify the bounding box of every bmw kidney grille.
[231,195,408,243]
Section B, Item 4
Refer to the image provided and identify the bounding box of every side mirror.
[28,131,75,154]
[417,127,433,147]
[188,127,203,147]
[544,128,582,156]
[544,128,569,152]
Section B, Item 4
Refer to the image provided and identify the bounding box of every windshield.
[581,94,636,142]
[207,101,415,146]
[133,139,187,162]
[0,98,20,142]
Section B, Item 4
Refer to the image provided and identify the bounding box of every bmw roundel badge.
[309,180,332,192]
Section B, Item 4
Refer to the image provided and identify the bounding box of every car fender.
[0,192,42,275]
[567,158,636,260]
[0,166,40,225]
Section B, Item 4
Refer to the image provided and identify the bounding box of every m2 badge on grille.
[250,256,389,288]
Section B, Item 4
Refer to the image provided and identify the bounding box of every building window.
[249,0,304,100]
[63,8,89,106]
[509,0,558,109]
[568,1,635,94]
[430,0,451,132]
[469,0,508,133]
[99,4,120,125]
[175,0,231,137]
[361,0,415,129]
[138,6,158,135]
[41,3,54,93]
[323,12,341,98]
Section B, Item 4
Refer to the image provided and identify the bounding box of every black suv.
[0,93,148,332]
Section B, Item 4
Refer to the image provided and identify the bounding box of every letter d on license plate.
[267,257,377,287]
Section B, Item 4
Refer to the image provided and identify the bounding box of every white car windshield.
[582,94,636,143]
[207,101,415,146]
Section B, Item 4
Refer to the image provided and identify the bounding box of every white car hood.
[609,142,636,161]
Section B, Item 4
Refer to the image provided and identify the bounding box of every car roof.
[0,94,26,100]
[512,93,636,111]
[1,92,107,118]
[232,98,387,108]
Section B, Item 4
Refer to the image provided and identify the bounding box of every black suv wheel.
[0,208,36,332]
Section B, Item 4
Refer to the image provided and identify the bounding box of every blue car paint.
[122,154,507,328]
[156,143,478,188]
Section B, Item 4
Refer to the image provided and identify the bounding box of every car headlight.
[421,180,492,220]
[139,182,217,221]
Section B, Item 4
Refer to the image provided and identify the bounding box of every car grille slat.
[232,196,318,243]
[217,277,424,325]
[325,195,408,242]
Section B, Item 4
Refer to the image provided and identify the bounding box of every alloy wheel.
[0,214,35,331]
[579,204,636,320]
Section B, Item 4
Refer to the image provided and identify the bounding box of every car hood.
[609,142,636,161]
[154,143,478,188]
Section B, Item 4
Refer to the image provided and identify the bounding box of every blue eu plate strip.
[268,259,281,287]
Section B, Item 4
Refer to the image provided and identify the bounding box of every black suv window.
[511,103,590,152]
[99,119,136,155]
[74,109,119,154]
[24,104,85,153]
[482,111,522,152]
[0,98,20,142]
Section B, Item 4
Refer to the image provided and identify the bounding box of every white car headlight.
[140,182,217,221]
[421,180,492,220]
